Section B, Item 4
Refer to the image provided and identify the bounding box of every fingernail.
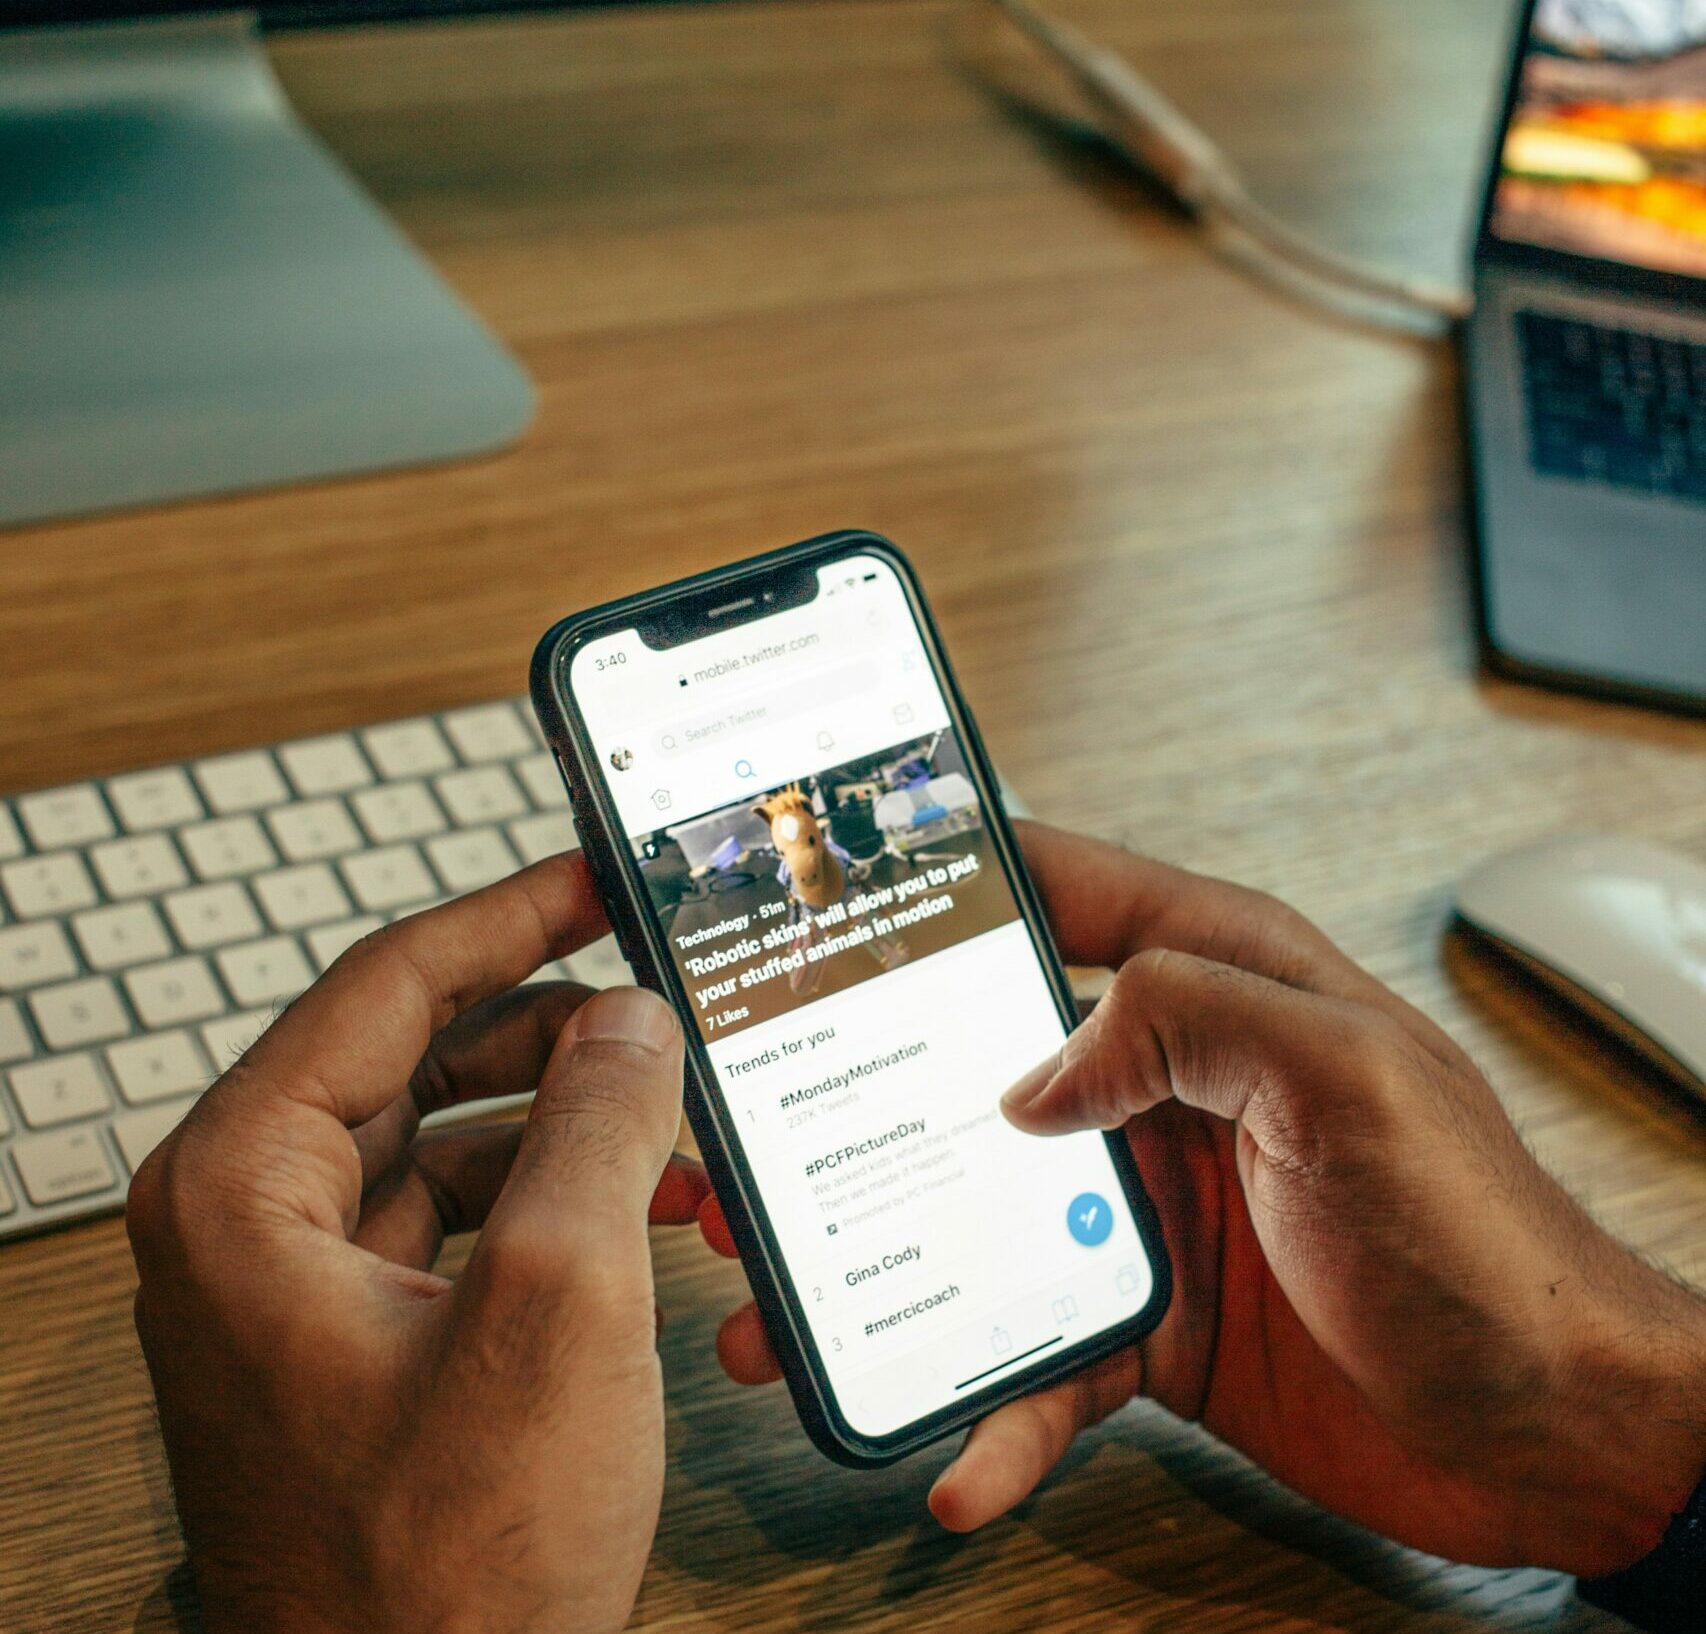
[1001,1058,1056,1116]
[575,987,680,1054]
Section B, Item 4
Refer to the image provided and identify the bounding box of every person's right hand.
[712,824,1706,1576]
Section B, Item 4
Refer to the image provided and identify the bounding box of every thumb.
[1001,947,1396,1157]
[460,987,685,1319]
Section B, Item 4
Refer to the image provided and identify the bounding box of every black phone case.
[529,529,1172,1466]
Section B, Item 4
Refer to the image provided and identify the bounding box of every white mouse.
[1455,834,1706,1099]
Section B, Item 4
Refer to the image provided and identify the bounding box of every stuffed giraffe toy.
[755,784,845,910]
[754,782,904,993]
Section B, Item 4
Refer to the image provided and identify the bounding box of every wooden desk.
[2,1,1703,1628]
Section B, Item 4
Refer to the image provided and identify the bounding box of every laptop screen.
[1490,0,1706,280]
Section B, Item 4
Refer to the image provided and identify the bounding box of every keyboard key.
[279,734,373,798]
[509,811,578,866]
[30,977,131,1051]
[17,785,114,850]
[107,767,203,832]
[126,956,226,1029]
[164,881,264,951]
[427,828,518,895]
[341,845,437,912]
[306,915,383,971]
[444,702,534,764]
[91,833,189,900]
[362,718,454,780]
[201,1008,274,1071]
[352,782,447,844]
[0,804,23,862]
[113,1099,197,1174]
[0,1167,13,1215]
[108,1031,208,1105]
[3,852,98,919]
[0,922,79,993]
[12,1125,115,1206]
[253,863,352,932]
[195,749,289,814]
[217,936,313,1008]
[180,815,277,881]
[10,1054,110,1127]
[72,901,174,971]
[517,751,570,810]
[267,798,363,863]
[0,997,32,1063]
[436,766,528,827]
[567,934,632,990]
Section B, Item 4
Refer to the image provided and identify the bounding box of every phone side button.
[613,927,650,987]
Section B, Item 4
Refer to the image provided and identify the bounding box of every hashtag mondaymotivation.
[778,1041,928,1109]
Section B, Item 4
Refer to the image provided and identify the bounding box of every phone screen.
[567,551,1156,1441]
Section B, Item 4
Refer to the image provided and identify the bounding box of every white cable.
[985,0,1474,331]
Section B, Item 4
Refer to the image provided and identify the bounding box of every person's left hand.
[127,853,707,1634]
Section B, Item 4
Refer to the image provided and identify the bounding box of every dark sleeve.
[1578,1473,1706,1633]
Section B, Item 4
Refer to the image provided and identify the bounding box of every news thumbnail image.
[1494,0,1706,277]
[633,729,1019,1040]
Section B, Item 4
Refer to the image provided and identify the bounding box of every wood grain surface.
[2,1,1703,1629]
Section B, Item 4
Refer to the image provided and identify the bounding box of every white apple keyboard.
[0,699,628,1242]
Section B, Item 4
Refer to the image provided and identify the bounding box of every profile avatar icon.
[609,747,635,772]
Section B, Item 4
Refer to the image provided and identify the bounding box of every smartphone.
[531,531,1171,1466]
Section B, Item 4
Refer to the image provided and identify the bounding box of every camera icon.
[651,789,673,812]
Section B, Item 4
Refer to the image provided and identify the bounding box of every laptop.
[1465,0,1706,712]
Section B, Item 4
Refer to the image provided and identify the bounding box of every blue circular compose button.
[1067,1192,1113,1247]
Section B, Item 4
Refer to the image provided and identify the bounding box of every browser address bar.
[652,660,882,759]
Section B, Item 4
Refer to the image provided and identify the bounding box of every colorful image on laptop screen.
[1492,0,1706,278]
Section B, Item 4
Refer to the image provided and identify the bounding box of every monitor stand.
[0,13,534,529]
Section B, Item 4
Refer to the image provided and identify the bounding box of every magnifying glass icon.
[735,758,755,780]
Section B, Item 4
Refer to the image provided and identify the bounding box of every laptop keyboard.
[0,699,632,1242]
[1518,310,1706,504]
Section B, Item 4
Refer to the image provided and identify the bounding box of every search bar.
[652,660,882,758]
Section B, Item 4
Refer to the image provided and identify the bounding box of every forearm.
[1575,1263,1706,1634]
[1551,1254,1706,1578]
